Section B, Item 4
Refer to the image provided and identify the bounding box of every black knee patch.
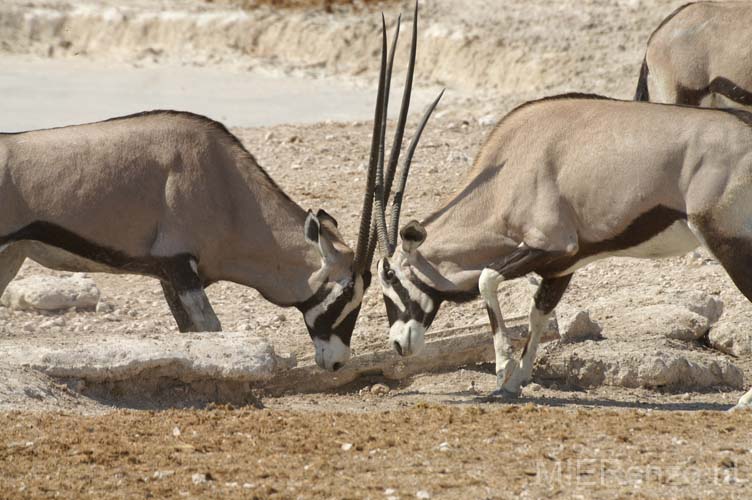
[533,275,573,315]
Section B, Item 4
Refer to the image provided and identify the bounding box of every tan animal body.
[374,94,752,410]
[636,1,752,108]
[0,2,438,372]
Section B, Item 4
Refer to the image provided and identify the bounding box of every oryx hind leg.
[162,256,221,332]
[507,274,572,392]
[0,243,26,299]
[478,245,561,399]
[689,214,752,410]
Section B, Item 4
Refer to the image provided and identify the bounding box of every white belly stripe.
[556,220,700,276]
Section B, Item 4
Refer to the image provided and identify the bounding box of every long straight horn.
[368,15,401,263]
[366,0,420,264]
[382,0,419,256]
[388,88,445,249]
[353,17,388,274]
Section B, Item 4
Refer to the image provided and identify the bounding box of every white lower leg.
[480,268,517,389]
[506,304,549,390]
[735,387,752,409]
[178,289,221,332]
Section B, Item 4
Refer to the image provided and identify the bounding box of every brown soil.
[2,0,752,498]
[2,406,751,499]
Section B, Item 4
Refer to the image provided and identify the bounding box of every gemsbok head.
[376,92,752,411]
[0,4,432,372]
[635,1,752,109]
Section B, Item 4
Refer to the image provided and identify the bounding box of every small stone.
[526,382,543,393]
[264,131,274,141]
[243,483,254,489]
[2,275,100,311]
[560,310,602,343]
[192,472,212,484]
[172,426,181,437]
[41,317,66,328]
[438,442,450,452]
[288,135,301,143]
[416,490,431,499]
[153,470,175,479]
[709,321,752,357]
[371,383,390,396]
[341,443,353,451]
[478,114,497,127]
[96,301,114,313]
[466,381,477,394]
[384,488,396,495]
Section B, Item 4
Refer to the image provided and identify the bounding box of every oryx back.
[0,111,281,280]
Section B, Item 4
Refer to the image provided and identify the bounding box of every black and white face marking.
[296,273,366,371]
[378,257,440,357]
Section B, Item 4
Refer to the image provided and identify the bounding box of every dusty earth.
[3,0,752,498]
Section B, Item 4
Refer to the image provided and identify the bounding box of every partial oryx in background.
[0,3,433,372]
[635,1,752,108]
[375,93,752,410]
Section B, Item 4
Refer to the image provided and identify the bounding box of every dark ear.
[304,210,320,245]
[400,220,427,254]
[304,210,339,264]
[316,209,338,228]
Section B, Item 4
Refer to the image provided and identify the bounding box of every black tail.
[634,57,650,101]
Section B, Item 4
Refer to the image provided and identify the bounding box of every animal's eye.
[386,269,396,282]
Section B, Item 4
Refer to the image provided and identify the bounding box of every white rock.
[172,426,181,437]
[680,292,724,324]
[153,470,175,479]
[96,301,114,314]
[1,331,295,383]
[371,383,389,396]
[709,321,752,357]
[192,473,210,484]
[536,339,743,390]
[2,275,100,311]
[623,304,710,341]
[478,114,497,126]
[560,310,602,343]
[416,491,431,499]
[341,443,353,451]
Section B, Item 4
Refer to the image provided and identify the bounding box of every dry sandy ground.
[2,406,751,499]
[3,0,752,498]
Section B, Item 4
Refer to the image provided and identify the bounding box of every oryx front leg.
[479,245,550,399]
[163,256,221,332]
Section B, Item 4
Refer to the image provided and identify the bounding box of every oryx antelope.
[375,93,752,410]
[636,1,752,109]
[0,5,432,372]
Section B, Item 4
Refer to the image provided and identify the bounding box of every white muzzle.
[313,336,351,371]
[389,319,426,357]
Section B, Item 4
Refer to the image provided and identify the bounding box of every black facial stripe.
[383,294,399,325]
[295,278,358,342]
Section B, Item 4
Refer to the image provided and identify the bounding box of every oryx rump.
[636,1,752,109]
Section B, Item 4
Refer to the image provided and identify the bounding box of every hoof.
[485,387,521,401]
[495,361,519,390]
[729,403,752,413]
